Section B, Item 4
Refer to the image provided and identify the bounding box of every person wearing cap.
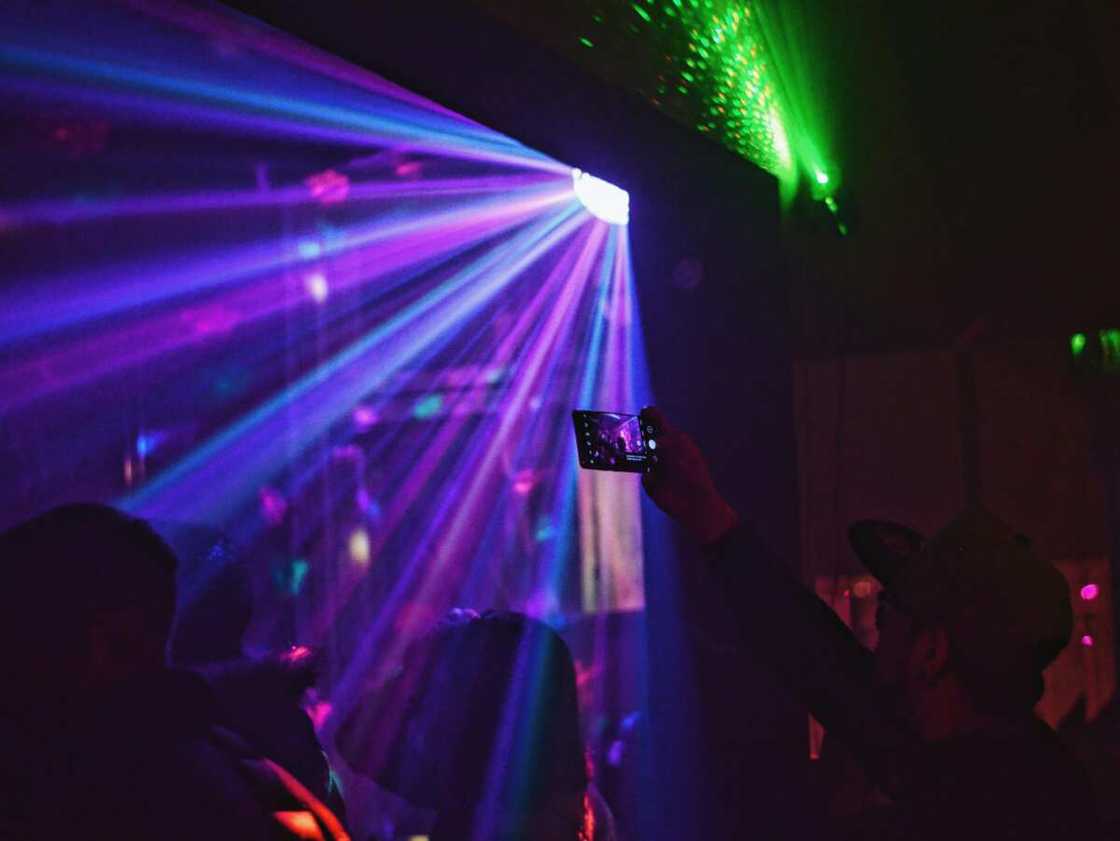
[638,407,1099,841]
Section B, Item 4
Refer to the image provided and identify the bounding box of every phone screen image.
[572,410,654,472]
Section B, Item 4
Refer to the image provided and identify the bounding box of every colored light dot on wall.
[290,559,310,595]
[413,393,443,419]
[1070,333,1087,356]
[353,404,378,430]
[349,528,371,566]
[1100,329,1120,363]
[1081,583,1100,601]
[534,517,556,543]
[305,272,329,303]
[1081,634,1095,647]
[297,239,321,259]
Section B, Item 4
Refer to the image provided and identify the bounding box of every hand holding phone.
[637,406,739,543]
[572,410,658,473]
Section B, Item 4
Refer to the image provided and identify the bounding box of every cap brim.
[848,520,926,587]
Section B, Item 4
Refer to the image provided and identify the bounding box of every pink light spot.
[1081,634,1095,647]
[353,404,378,430]
[181,305,238,335]
[1081,583,1100,601]
[512,468,537,496]
[305,699,333,731]
[259,486,288,526]
[284,645,313,664]
[303,168,350,205]
[394,160,422,178]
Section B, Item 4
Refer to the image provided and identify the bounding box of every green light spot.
[1071,333,1087,356]
[273,558,310,597]
[1101,329,1120,364]
[579,36,595,48]
[534,516,556,543]
[681,71,695,82]
[413,394,443,419]
[290,559,310,595]
[632,3,652,22]
[815,170,830,185]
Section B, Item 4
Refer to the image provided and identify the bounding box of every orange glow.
[273,811,325,840]
[580,790,596,841]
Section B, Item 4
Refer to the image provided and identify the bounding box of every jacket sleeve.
[686,524,919,793]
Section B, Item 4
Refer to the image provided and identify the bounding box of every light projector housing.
[572,168,629,225]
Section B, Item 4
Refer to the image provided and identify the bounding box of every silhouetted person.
[337,609,614,841]
[639,407,1098,841]
[1059,694,1120,838]
[0,503,347,841]
[170,554,345,817]
[170,554,253,666]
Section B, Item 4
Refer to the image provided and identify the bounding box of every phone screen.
[572,410,655,472]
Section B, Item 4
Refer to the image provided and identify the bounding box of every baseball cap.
[848,508,1073,679]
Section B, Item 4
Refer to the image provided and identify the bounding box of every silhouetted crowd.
[0,408,1110,840]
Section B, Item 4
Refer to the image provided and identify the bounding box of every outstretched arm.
[640,407,916,791]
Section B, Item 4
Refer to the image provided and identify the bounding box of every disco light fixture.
[571,168,630,225]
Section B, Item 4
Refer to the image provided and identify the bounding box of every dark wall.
[786,0,1120,356]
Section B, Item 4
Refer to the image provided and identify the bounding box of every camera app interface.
[579,412,648,469]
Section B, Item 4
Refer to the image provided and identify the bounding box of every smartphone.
[572,409,657,473]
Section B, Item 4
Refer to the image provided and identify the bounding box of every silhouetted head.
[0,503,178,716]
[851,509,1072,739]
[346,609,588,839]
[169,553,252,667]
